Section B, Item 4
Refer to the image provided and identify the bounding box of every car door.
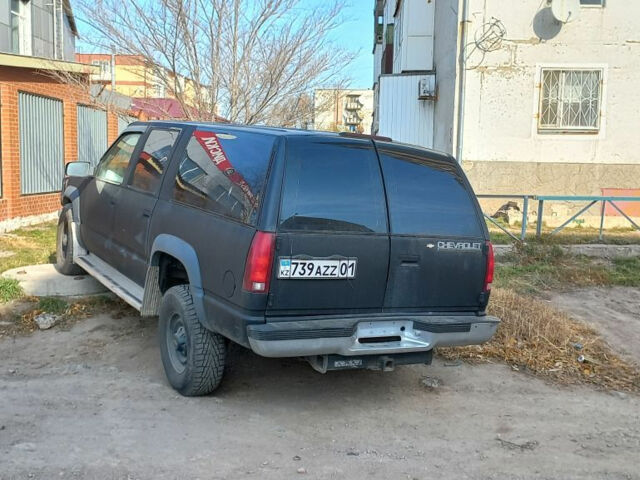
[375,142,489,311]
[111,127,183,285]
[79,132,143,262]
[266,135,390,316]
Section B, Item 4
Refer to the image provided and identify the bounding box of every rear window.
[172,129,275,225]
[378,145,482,237]
[279,138,387,233]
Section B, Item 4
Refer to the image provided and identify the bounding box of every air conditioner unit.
[418,75,436,100]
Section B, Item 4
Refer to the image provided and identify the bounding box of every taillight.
[483,241,495,292]
[242,231,276,293]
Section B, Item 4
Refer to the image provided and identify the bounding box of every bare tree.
[75,0,355,125]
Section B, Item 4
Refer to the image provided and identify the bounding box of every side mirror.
[65,161,91,177]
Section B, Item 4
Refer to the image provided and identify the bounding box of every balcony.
[344,114,362,125]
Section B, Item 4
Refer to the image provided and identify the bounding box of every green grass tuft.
[0,277,24,303]
[37,297,69,315]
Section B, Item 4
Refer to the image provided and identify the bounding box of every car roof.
[128,120,339,138]
[125,120,456,162]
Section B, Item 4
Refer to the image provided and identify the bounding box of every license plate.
[278,257,357,279]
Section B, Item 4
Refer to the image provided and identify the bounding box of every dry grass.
[439,288,640,392]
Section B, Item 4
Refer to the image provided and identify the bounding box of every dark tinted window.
[130,129,180,194]
[378,146,482,237]
[172,129,274,224]
[95,133,141,185]
[280,138,387,233]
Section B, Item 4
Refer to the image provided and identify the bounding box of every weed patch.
[495,243,640,293]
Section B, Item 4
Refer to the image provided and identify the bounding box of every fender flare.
[143,234,209,329]
[62,185,82,223]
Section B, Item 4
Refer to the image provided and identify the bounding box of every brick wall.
[0,66,122,223]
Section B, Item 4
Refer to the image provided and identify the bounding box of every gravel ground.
[1,308,639,480]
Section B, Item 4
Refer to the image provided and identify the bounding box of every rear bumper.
[246,315,500,358]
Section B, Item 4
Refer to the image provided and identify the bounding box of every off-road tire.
[158,285,226,396]
[55,205,85,276]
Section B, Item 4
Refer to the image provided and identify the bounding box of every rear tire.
[55,205,85,276]
[158,285,226,396]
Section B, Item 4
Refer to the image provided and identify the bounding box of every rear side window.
[130,129,180,194]
[279,138,387,233]
[378,145,482,237]
[172,129,274,225]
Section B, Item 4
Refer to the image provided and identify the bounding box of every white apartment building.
[372,0,640,200]
[313,88,374,134]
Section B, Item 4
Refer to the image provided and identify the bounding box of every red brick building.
[0,53,124,230]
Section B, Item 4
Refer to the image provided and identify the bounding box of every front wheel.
[55,205,85,276]
[158,285,226,396]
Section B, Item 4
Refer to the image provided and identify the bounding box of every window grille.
[539,69,602,132]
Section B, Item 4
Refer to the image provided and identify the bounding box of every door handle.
[142,208,152,218]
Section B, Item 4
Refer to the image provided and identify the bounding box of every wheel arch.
[141,234,208,328]
[62,185,81,223]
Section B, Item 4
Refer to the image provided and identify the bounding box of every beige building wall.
[313,89,374,134]
[459,0,640,198]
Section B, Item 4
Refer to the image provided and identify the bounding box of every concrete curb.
[2,264,108,297]
[494,244,640,259]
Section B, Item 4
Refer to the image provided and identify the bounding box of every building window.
[153,82,166,98]
[539,69,602,133]
[91,60,111,79]
[580,0,604,6]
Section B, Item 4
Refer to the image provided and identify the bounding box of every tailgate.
[376,141,489,311]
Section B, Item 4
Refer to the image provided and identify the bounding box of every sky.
[76,1,374,90]
[330,2,374,89]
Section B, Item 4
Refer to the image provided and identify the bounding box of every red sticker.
[193,130,257,207]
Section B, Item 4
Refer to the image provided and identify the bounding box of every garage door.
[77,105,108,168]
[19,92,64,194]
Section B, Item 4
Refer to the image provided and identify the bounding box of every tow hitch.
[306,350,432,374]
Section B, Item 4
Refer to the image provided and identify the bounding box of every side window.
[279,138,387,233]
[172,129,275,225]
[130,129,180,194]
[95,133,142,185]
[378,145,482,237]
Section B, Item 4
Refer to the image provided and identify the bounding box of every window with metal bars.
[539,69,603,133]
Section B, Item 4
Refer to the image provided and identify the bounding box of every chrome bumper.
[247,316,500,358]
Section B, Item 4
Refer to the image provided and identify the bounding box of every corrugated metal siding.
[378,74,435,148]
[77,105,108,168]
[19,92,65,195]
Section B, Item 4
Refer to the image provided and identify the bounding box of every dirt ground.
[1,302,639,480]
[551,287,640,365]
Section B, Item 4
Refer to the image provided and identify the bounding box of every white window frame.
[10,0,31,56]
[533,64,607,138]
[91,60,112,80]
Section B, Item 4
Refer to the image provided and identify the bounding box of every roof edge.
[0,52,99,74]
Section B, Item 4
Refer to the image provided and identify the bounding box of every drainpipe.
[455,0,470,163]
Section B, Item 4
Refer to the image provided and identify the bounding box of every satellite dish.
[551,0,581,23]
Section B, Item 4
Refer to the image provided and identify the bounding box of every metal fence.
[478,194,640,242]
[18,92,65,195]
[77,105,108,168]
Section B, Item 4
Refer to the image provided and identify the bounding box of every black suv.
[57,121,498,396]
